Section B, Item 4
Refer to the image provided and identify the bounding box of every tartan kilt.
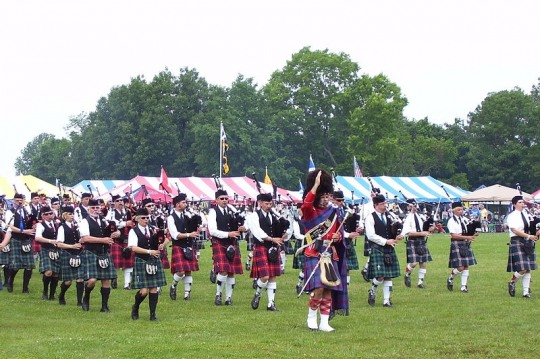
[507,238,537,272]
[363,236,371,257]
[303,255,344,292]
[346,245,359,270]
[171,245,199,273]
[405,239,433,263]
[8,239,35,270]
[211,238,243,275]
[0,249,10,266]
[82,250,117,280]
[367,245,400,279]
[160,249,170,269]
[448,240,477,268]
[59,250,85,281]
[292,239,305,270]
[33,240,42,254]
[250,244,282,279]
[132,257,167,289]
[38,248,61,273]
[110,242,134,269]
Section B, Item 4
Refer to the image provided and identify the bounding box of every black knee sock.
[76,282,84,304]
[9,269,18,287]
[22,269,32,291]
[134,291,147,310]
[100,287,111,308]
[42,275,52,294]
[3,267,11,285]
[149,292,159,316]
[83,284,94,303]
[49,277,59,298]
[59,282,70,297]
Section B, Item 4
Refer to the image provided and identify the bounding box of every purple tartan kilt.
[160,249,170,269]
[250,244,282,279]
[132,257,167,289]
[507,238,537,272]
[448,240,477,268]
[59,250,85,281]
[8,239,35,270]
[405,238,433,263]
[303,255,344,292]
[367,246,400,279]
[171,245,199,273]
[110,242,134,269]
[211,238,243,275]
[38,248,61,273]
[82,250,117,280]
[0,248,11,266]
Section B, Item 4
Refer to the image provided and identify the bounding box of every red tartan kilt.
[170,246,199,273]
[111,242,134,269]
[211,238,243,275]
[160,249,170,269]
[250,244,282,279]
[33,240,42,253]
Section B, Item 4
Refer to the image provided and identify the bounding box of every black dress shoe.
[383,301,393,308]
[224,298,232,306]
[184,292,191,301]
[131,305,139,320]
[251,293,261,310]
[508,281,516,297]
[100,306,110,312]
[81,301,89,311]
[404,274,411,288]
[361,268,370,282]
[22,289,30,294]
[49,295,56,301]
[214,294,222,306]
[170,285,177,300]
[111,278,117,289]
[252,279,258,289]
[59,296,66,305]
[42,293,48,300]
[266,304,278,311]
[209,269,216,284]
[368,288,376,307]
[7,285,13,293]
[149,315,159,322]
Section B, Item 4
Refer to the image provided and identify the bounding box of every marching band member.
[79,199,120,312]
[0,224,12,290]
[290,205,307,295]
[56,206,84,306]
[167,194,200,301]
[34,206,61,300]
[74,192,92,224]
[366,194,404,307]
[207,189,247,306]
[506,195,538,298]
[301,169,348,332]
[144,198,170,271]
[248,193,286,311]
[106,194,135,289]
[4,193,35,293]
[446,201,478,293]
[402,199,433,289]
[129,207,167,321]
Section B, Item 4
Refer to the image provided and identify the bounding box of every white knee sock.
[216,274,227,295]
[124,268,133,287]
[266,282,276,306]
[382,280,392,304]
[523,273,531,295]
[225,277,235,299]
[461,270,469,288]
[183,275,193,295]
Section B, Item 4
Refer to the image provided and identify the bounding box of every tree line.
[15,47,540,193]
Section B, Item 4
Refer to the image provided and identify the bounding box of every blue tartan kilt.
[346,244,359,270]
[250,244,282,279]
[8,239,35,270]
[363,236,371,257]
[39,248,61,273]
[292,239,305,270]
[405,238,433,263]
[132,257,167,289]
[59,250,85,281]
[211,238,243,275]
[303,255,345,293]
[507,238,537,272]
[367,245,400,279]
[0,248,11,266]
[171,245,199,273]
[448,240,477,268]
[110,242,134,269]
[82,250,117,280]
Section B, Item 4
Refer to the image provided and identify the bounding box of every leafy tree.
[15,133,56,175]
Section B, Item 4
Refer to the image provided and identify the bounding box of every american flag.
[353,156,363,177]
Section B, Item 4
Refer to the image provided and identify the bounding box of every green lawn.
[1,233,539,358]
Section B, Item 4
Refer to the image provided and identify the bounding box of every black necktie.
[145,227,149,238]
[381,213,387,226]
[266,212,272,225]
[414,214,421,232]
[521,212,530,233]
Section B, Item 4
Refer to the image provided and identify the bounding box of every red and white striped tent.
[97,176,302,204]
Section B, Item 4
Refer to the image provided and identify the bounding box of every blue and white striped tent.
[335,176,469,204]
[71,180,126,198]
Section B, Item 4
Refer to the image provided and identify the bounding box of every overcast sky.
[1,0,539,178]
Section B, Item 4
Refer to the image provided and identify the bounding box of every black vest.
[171,212,190,248]
[41,221,57,250]
[133,226,159,261]
[62,222,81,254]
[255,209,279,249]
[10,207,32,240]
[79,206,88,220]
[85,216,107,253]
[372,212,392,240]
[214,206,234,246]
[114,209,131,240]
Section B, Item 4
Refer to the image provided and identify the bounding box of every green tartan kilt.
[8,239,35,270]
[367,245,400,279]
[59,250,85,281]
[132,257,167,289]
[39,248,61,273]
[292,239,305,269]
[346,244,359,270]
[507,238,537,272]
[82,250,117,280]
[0,248,10,266]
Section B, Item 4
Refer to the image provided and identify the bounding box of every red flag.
[160,166,173,194]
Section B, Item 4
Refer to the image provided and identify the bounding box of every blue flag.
[308,154,315,172]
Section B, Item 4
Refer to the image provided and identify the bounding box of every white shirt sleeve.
[247,212,267,242]
[447,216,462,235]
[128,227,139,247]
[365,212,387,246]
[56,226,65,243]
[79,219,90,237]
[35,223,45,239]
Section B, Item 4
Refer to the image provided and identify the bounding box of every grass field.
[1,232,540,358]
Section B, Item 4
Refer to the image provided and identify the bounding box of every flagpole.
[219,122,223,178]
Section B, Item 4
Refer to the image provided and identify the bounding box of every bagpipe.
[464,219,481,236]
